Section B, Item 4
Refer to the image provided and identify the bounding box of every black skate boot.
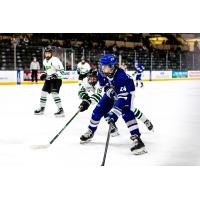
[110,122,120,137]
[34,107,45,115]
[80,130,94,144]
[144,119,154,132]
[130,135,147,155]
[140,82,144,87]
[54,108,65,117]
[136,82,138,87]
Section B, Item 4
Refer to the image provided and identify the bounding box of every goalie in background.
[34,45,65,117]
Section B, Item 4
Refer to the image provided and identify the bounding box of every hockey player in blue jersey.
[79,54,147,155]
[133,62,145,87]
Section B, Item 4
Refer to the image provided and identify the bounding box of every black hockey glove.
[40,73,47,80]
[50,73,58,80]
[79,99,91,112]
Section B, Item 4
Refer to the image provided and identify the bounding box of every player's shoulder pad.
[115,68,129,83]
[51,56,60,62]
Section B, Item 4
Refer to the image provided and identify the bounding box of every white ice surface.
[0,80,200,167]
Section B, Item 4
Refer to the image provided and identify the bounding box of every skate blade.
[80,139,92,144]
[131,147,148,155]
[34,113,44,115]
[30,144,50,149]
[54,114,65,118]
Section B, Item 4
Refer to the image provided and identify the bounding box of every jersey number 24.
[120,86,127,92]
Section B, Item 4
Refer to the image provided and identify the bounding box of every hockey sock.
[133,108,148,123]
[40,91,48,108]
[88,118,100,133]
[51,92,63,109]
[122,111,141,137]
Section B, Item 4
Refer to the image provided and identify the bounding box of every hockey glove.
[106,111,118,124]
[50,73,58,80]
[40,73,47,80]
[79,99,91,112]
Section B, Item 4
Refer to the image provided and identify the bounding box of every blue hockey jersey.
[98,68,135,110]
[135,63,145,75]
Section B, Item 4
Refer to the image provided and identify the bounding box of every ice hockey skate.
[130,135,147,155]
[80,130,94,144]
[54,108,65,117]
[144,119,154,132]
[110,123,120,137]
[34,107,45,115]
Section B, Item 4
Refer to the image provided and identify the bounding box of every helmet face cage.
[99,54,117,78]
[101,65,115,78]
[87,71,98,86]
[88,76,97,86]
[44,45,54,60]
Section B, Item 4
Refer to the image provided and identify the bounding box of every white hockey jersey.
[43,56,65,79]
[78,77,103,104]
[77,62,90,75]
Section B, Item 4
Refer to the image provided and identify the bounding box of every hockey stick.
[101,122,113,166]
[31,110,80,149]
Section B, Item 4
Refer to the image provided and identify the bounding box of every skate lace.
[131,136,139,147]
[132,139,138,147]
[84,131,92,137]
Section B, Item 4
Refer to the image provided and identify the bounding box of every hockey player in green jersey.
[34,45,65,117]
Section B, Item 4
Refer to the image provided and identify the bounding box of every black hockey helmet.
[44,45,55,52]
[44,45,55,60]
[87,69,98,86]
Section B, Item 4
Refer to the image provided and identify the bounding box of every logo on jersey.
[44,66,51,71]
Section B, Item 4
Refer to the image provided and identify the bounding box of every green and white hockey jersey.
[78,77,103,104]
[43,56,65,79]
[77,62,90,75]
